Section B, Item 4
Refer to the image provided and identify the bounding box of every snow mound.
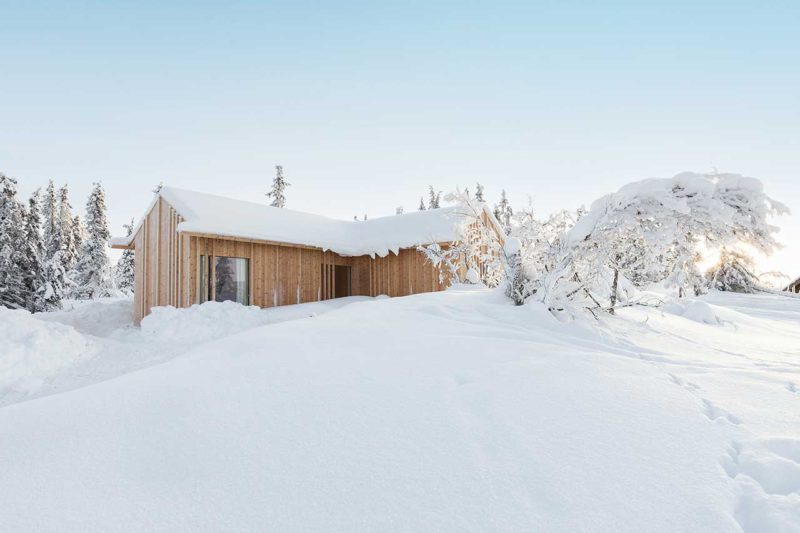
[681,301,721,325]
[664,300,721,325]
[141,301,275,343]
[140,296,373,344]
[465,267,481,284]
[0,307,96,395]
[37,297,134,337]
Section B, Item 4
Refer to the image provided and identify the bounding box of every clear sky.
[2,1,798,277]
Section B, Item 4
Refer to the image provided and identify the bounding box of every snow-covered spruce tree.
[427,186,441,209]
[70,182,112,299]
[42,180,59,260]
[20,189,49,312]
[41,251,68,309]
[39,181,67,309]
[115,218,136,293]
[418,197,426,211]
[395,206,404,215]
[266,165,290,208]
[57,185,78,269]
[71,214,86,256]
[474,182,485,203]
[493,190,513,235]
[0,173,28,309]
[503,237,529,305]
[707,248,761,293]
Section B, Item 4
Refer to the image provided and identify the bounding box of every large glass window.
[198,255,249,305]
[215,256,249,305]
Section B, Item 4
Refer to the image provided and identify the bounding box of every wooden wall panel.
[132,227,145,324]
[302,249,322,302]
[144,201,159,317]
[134,202,455,321]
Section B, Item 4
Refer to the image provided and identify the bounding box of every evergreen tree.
[0,173,27,309]
[115,219,136,293]
[427,186,441,209]
[40,182,66,309]
[41,252,68,309]
[266,165,290,208]
[493,189,513,234]
[72,214,85,256]
[70,183,112,299]
[475,182,485,203]
[395,206,404,215]
[21,189,48,311]
[418,197,426,211]
[42,180,59,259]
[57,185,77,269]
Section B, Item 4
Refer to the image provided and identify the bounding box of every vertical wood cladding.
[131,198,453,323]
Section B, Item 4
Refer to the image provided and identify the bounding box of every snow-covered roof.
[110,186,468,257]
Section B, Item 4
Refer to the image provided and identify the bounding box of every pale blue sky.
[1,1,798,275]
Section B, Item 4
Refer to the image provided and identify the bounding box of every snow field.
[0,295,374,406]
[0,288,798,531]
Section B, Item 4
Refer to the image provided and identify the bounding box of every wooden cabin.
[786,277,800,294]
[111,187,503,323]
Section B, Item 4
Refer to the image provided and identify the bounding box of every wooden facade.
[120,197,452,324]
[787,277,800,294]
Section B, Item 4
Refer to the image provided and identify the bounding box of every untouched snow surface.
[1,296,373,406]
[1,288,799,531]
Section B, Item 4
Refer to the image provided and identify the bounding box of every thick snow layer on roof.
[111,187,466,257]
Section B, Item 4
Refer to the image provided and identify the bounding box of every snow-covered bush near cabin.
[418,189,507,288]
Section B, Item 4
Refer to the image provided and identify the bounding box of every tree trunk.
[609,268,619,315]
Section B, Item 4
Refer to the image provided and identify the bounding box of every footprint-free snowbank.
[0,295,373,406]
[664,299,722,325]
[140,296,371,343]
[0,307,96,394]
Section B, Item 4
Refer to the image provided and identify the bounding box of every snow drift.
[1,288,799,531]
[0,307,96,394]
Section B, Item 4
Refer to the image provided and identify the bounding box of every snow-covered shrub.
[707,249,761,293]
[533,172,786,315]
[418,189,506,289]
[503,237,531,305]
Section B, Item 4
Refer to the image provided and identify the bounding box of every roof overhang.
[109,239,134,250]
